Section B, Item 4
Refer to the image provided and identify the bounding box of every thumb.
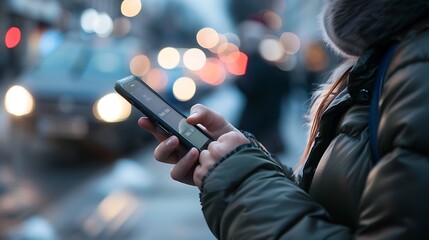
[186,104,236,138]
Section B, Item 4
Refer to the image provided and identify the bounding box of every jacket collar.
[323,46,392,116]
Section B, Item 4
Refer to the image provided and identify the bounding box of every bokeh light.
[217,42,239,58]
[39,30,63,57]
[80,9,113,37]
[130,55,151,77]
[183,48,207,71]
[145,68,168,92]
[196,28,219,49]
[93,12,113,38]
[217,43,239,63]
[173,77,196,101]
[224,32,241,47]
[158,47,180,69]
[259,37,284,62]
[304,42,329,72]
[225,51,248,76]
[197,58,226,86]
[4,85,35,117]
[263,11,283,30]
[97,190,138,221]
[280,32,301,54]
[5,27,21,48]
[94,93,131,123]
[121,0,142,18]
[208,34,228,54]
[81,8,98,33]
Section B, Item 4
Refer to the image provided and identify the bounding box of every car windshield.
[81,47,130,82]
[31,41,131,82]
[32,41,83,78]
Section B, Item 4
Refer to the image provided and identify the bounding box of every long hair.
[294,59,356,176]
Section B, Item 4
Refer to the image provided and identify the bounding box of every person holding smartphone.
[138,0,429,239]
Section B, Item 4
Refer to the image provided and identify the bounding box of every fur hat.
[321,0,429,57]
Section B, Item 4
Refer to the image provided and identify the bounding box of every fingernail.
[190,148,198,157]
[188,112,199,119]
[166,137,175,147]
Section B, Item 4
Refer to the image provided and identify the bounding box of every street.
[0,83,308,239]
[0,0,329,238]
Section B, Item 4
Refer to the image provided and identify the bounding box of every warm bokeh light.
[5,27,21,48]
[183,48,207,71]
[224,32,241,47]
[304,42,329,72]
[208,34,228,54]
[218,43,239,63]
[196,28,219,49]
[130,55,151,77]
[4,85,35,117]
[94,93,131,123]
[197,58,226,86]
[145,68,168,91]
[158,47,180,69]
[173,77,196,101]
[259,37,284,62]
[225,51,248,76]
[280,32,301,54]
[263,11,283,30]
[97,190,138,222]
[121,0,142,18]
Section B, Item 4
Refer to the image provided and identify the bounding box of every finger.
[207,140,221,156]
[171,148,199,183]
[195,150,214,187]
[138,117,170,141]
[193,164,202,187]
[186,104,236,138]
[154,136,180,164]
[198,149,215,172]
[218,131,249,145]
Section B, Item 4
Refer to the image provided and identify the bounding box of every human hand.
[194,131,249,188]
[137,104,238,185]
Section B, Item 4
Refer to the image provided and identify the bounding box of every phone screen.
[124,79,211,150]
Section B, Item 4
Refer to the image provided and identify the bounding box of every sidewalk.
[1,82,309,239]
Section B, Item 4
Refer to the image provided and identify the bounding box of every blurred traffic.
[0,0,336,239]
[3,37,149,162]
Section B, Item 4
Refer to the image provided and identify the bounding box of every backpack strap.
[369,43,399,163]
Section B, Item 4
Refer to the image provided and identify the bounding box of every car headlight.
[4,85,35,117]
[93,93,132,123]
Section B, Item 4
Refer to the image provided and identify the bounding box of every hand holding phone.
[137,104,250,187]
[115,75,213,151]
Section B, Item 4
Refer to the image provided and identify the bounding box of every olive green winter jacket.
[199,19,429,240]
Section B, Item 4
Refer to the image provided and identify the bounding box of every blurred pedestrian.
[139,0,429,239]
[234,19,290,155]
[226,0,291,155]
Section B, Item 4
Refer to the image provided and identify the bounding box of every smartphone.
[115,75,213,151]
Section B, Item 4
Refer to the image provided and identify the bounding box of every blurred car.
[2,37,149,162]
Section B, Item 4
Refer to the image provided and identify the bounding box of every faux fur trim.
[321,0,429,57]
